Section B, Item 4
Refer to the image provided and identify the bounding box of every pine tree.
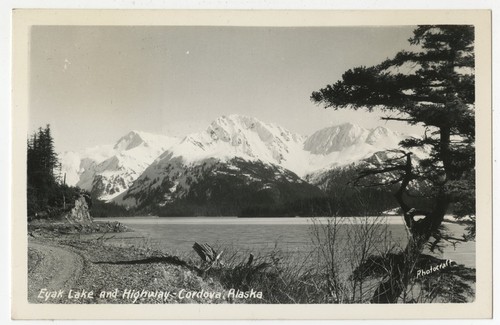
[27,124,61,215]
[311,25,475,303]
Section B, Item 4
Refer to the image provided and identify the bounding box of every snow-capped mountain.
[304,123,400,154]
[166,114,306,169]
[113,115,308,208]
[59,131,179,200]
[60,145,114,187]
[302,123,405,177]
[304,123,368,154]
[59,113,408,215]
[112,115,405,212]
[115,156,324,215]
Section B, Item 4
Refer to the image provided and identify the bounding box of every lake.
[94,216,475,268]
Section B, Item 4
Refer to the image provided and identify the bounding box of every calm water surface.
[94,216,475,268]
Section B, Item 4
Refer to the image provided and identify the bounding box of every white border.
[2,1,498,324]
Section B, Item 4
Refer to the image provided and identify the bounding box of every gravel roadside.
[28,237,228,304]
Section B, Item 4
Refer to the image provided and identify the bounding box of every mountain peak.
[210,114,264,130]
[336,122,357,128]
[61,130,180,201]
[303,123,403,155]
[205,114,275,144]
[366,126,401,146]
[304,123,368,154]
[113,131,147,151]
[168,114,306,173]
[113,130,180,152]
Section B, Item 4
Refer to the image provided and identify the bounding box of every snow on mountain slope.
[113,115,308,207]
[303,123,405,175]
[304,123,402,155]
[60,145,114,186]
[165,115,308,172]
[304,123,368,154]
[305,148,428,195]
[59,131,179,200]
[112,115,406,208]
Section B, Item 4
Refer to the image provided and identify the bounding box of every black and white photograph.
[10,9,492,320]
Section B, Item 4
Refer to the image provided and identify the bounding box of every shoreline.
[27,225,231,304]
[27,217,476,304]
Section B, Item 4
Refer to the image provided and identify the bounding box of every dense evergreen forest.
[27,125,132,219]
[27,125,81,219]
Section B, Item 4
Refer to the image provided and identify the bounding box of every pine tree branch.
[381,117,418,122]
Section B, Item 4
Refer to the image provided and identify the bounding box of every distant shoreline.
[94,214,473,223]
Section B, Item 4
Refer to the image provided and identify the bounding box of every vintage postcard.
[11,9,492,320]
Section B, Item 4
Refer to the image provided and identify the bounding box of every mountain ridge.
[59,130,180,201]
[59,115,407,210]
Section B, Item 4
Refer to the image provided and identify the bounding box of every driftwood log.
[192,242,224,271]
[192,243,263,266]
[192,242,274,290]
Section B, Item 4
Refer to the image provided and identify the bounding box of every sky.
[29,25,422,152]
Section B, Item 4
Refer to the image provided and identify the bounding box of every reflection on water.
[94,216,475,268]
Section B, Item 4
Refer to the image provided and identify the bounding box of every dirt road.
[26,238,228,304]
[28,240,85,303]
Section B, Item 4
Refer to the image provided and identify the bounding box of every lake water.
[94,216,475,268]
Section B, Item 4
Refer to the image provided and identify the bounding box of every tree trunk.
[371,206,447,303]
[371,153,450,303]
